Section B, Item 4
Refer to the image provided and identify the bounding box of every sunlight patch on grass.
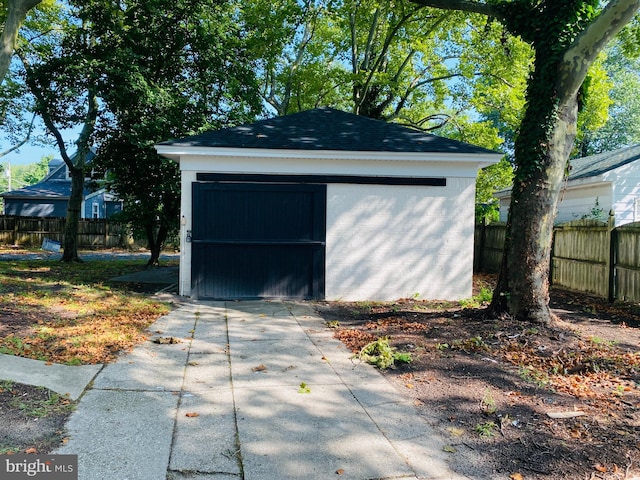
[0,259,173,364]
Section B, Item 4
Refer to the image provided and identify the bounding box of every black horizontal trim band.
[191,240,326,246]
[196,172,446,186]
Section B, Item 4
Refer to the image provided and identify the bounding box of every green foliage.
[480,388,497,415]
[75,0,263,260]
[580,40,640,154]
[10,387,74,417]
[357,337,412,369]
[475,157,513,224]
[575,55,614,153]
[298,382,311,394]
[459,287,493,309]
[475,421,497,437]
[0,155,50,192]
[254,0,529,152]
[578,197,604,221]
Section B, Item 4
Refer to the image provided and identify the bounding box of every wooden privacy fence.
[474,215,640,303]
[0,215,129,249]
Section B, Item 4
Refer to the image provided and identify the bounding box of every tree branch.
[0,0,43,84]
[407,0,503,20]
[560,0,640,102]
[0,113,36,158]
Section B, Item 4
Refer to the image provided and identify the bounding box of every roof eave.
[155,145,502,166]
[495,175,610,197]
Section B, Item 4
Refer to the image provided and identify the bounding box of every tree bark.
[146,223,168,267]
[61,164,85,262]
[0,0,42,85]
[490,99,578,323]
[59,92,98,263]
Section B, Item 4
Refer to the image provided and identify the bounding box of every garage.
[156,107,501,301]
[191,182,325,299]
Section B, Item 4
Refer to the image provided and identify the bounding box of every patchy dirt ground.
[0,381,75,454]
[318,276,640,480]
[2,267,639,477]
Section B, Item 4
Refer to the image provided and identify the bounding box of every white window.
[92,203,100,219]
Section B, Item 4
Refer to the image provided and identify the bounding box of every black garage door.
[191,182,326,300]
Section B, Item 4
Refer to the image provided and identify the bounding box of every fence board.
[0,215,128,249]
[475,218,640,302]
[615,267,640,303]
[552,257,608,298]
[474,223,505,273]
[551,221,609,297]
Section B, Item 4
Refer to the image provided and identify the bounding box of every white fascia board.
[155,146,501,179]
[155,145,501,166]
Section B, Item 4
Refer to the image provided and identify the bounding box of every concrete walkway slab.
[233,383,415,480]
[170,388,240,476]
[45,300,471,480]
[55,389,177,478]
[0,354,101,400]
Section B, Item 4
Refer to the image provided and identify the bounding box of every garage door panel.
[194,244,323,299]
[194,184,323,241]
[192,183,326,300]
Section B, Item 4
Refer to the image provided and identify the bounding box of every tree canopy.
[80,0,263,264]
[408,0,640,324]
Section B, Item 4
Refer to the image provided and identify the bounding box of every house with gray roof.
[0,150,123,219]
[156,107,501,302]
[496,144,640,226]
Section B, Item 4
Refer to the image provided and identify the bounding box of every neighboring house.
[0,150,123,219]
[497,145,640,226]
[156,107,501,301]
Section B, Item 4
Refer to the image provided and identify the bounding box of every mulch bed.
[317,277,640,480]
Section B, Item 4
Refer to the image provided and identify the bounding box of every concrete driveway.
[50,300,466,480]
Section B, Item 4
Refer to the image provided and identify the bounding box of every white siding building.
[157,108,501,301]
[497,145,640,226]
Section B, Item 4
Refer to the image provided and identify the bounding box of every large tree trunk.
[490,67,579,324]
[145,222,168,267]
[61,163,86,262]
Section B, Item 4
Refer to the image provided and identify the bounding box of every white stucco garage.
[156,107,501,301]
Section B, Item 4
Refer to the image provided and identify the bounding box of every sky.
[1,126,81,167]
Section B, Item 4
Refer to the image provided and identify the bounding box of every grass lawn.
[0,253,175,365]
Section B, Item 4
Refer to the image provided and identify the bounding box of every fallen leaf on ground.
[443,445,457,453]
[298,382,311,394]
[185,412,199,417]
[510,473,524,480]
[594,464,607,473]
[252,364,267,372]
[24,447,37,454]
[335,469,344,475]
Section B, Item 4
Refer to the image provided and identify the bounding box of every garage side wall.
[326,179,475,301]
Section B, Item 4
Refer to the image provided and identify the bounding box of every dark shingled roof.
[159,107,499,155]
[2,181,74,198]
[0,149,97,199]
[568,144,640,180]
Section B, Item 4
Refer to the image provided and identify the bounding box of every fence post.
[606,210,616,303]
